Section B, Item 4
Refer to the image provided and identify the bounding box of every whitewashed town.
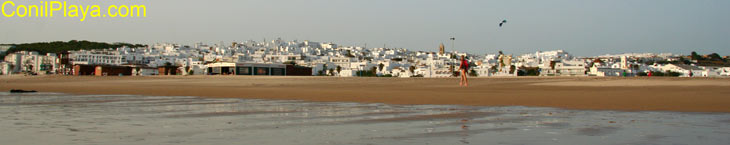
[1,39,729,77]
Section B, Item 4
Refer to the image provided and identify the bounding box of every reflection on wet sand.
[387,127,519,140]
[1,92,729,145]
[166,110,300,118]
[575,126,621,136]
[342,111,498,124]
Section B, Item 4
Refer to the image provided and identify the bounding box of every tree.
[5,40,146,55]
[378,63,384,72]
[370,67,377,76]
[525,68,540,76]
[321,64,327,75]
[336,65,342,74]
[691,51,703,61]
[652,71,666,76]
[283,61,297,65]
[708,53,723,61]
[678,57,691,65]
[345,50,355,58]
[666,71,681,77]
[185,66,191,75]
[469,69,478,77]
[409,66,416,74]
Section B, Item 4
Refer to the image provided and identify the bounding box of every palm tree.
[185,66,191,75]
[321,64,328,75]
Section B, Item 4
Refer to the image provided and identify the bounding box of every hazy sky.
[1,0,728,56]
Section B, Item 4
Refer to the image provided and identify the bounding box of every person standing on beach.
[459,55,469,87]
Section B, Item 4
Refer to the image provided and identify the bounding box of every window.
[271,68,285,76]
[236,67,251,75]
[255,67,269,75]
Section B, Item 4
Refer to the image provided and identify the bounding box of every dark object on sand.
[10,89,37,93]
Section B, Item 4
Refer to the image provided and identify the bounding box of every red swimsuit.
[460,59,468,70]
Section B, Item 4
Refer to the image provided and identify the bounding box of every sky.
[1,0,728,56]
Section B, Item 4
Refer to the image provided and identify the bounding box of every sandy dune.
[2,75,729,112]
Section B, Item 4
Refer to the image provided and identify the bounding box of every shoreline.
[14,91,730,115]
[2,75,730,113]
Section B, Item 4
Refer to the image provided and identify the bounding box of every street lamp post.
[450,37,455,51]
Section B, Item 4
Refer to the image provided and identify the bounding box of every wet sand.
[1,93,729,145]
[2,75,730,112]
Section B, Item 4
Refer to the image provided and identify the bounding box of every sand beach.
[2,75,729,112]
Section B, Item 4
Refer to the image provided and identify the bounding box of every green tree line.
[3,40,146,55]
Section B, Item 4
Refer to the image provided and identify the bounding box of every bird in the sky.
[499,20,507,27]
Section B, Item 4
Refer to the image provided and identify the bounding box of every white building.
[70,51,123,65]
[0,62,10,75]
[390,67,414,77]
[659,64,704,77]
[414,67,451,78]
[3,51,59,74]
[0,45,12,54]
[6,38,707,78]
[337,69,357,77]
[720,67,730,76]
[472,66,492,77]
[540,60,587,76]
[589,65,624,76]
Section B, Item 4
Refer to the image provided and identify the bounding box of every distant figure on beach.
[459,55,469,87]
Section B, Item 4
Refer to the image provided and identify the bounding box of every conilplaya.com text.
[2,1,146,21]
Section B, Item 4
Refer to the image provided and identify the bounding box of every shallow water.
[1,92,729,145]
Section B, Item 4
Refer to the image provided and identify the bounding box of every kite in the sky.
[499,20,507,27]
